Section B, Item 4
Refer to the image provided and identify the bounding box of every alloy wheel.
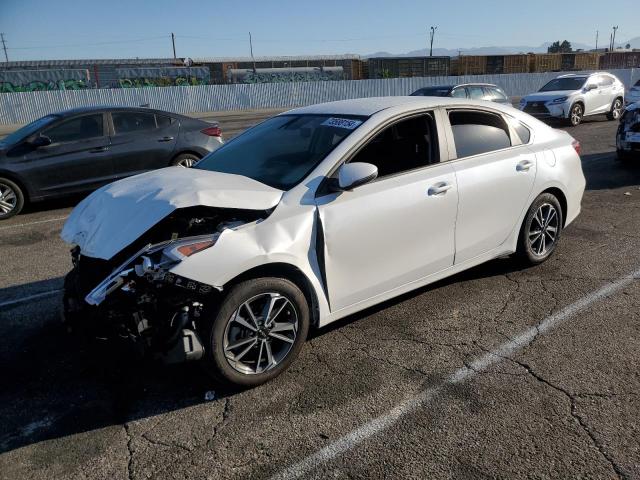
[528,203,559,256]
[0,182,18,217]
[612,99,623,120]
[570,104,583,126]
[223,292,299,375]
[177,157,196,168]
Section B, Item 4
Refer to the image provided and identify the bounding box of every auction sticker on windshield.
[322,117,363,129]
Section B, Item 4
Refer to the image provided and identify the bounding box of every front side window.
[2,114,59,146]
[43,114,104,143]
[195,114,366,190]
[112,112,157,134]
[449,110,511,158]
[539,77,586,92]
[467,86,485,99]
[349,113,438,178]
[598,75,614,87]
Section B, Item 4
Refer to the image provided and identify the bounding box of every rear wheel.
[201,277,310,387]
[516,193,563,265]
[0,177,24,220]
[171,153,200,168]
[607,98,623,121]
[567,103,583,126]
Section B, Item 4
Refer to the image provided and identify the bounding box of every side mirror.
[336,162,378,191]
[31,135,52,148]
[585,84,597,91]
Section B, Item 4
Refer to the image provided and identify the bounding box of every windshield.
[195,114,366,190]
[411,87,451,97]
[539,77,587,92]
[1,114,59,146]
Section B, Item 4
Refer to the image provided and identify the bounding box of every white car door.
[445,109,537,264]
[316,113,458,312]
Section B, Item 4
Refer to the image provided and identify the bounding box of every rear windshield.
[195,114,367,190]
[411,87,451,97]
[539,77,586,92]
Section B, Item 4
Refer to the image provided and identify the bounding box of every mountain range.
[366,37,640,58]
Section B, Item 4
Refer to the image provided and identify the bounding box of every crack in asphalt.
[140,432,193,453]
[511,359,628,480]
[124,423,134,480]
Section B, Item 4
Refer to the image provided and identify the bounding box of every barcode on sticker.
[322,117,362,129]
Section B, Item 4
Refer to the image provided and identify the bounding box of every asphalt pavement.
[1,114,639,480]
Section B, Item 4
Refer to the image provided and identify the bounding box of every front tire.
[566,103,583,126]
[202,277,310,387]
[0,177,25,220]
[516,193,563,265]
[607,98,623,121]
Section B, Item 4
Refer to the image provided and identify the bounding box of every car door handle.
[89,146,109,153]
[158,136,174,142]
[516,160,534,172]
[428,182,453,196]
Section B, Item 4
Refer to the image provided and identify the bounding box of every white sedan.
[61,97,586,386]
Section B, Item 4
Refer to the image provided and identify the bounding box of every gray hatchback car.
[410,83,511,104]
[0,106,223,219]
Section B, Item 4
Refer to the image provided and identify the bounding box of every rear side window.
[449,110,511,158]
[44,114,104,143]
[487,87,508,101]
[112,112,157,134]
[507,117,531,144]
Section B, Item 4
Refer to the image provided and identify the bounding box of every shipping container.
[600,52,640,69]
[529,54,562,72]
[366,57,450,79]
[456,55,487,75]
[503,54,529,74]
[574,52,601,71]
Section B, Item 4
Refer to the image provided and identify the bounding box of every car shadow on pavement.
[0,280,235,454]
[582,152,640,191]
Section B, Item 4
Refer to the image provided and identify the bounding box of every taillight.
[572,139,581,156]
[201,126,222,137]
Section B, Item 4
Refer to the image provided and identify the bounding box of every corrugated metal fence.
[1,68,638,125]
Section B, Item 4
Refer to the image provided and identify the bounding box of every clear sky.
[1,0,638,61]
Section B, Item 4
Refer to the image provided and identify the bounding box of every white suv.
[519,73,625,126]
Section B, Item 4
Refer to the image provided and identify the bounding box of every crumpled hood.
[61,167,284,260]
[523,91,576,102]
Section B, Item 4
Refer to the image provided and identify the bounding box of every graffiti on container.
[118,75,207,88]
[238,68,344,84]
[0,79,88,93]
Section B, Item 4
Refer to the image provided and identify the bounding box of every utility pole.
[171,32,176,59]
[595,30,598,51]
[609,32,613,51]
[249,32,256,71]
[429,26,437,57]
[612,25,618,51]
[0,33,8,63]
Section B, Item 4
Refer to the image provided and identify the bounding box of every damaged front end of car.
[617,103,640,159]
[62,206,268,364]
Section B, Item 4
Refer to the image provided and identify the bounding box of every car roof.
[416,83,498,89]
[54,105,184,118]
[285,96,508,117]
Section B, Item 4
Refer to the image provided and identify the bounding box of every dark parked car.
[617,102,640,161]
[0,106,224,219]
[410,83,511,104]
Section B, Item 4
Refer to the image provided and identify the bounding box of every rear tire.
[171,153,200,168]
[516,193,563,266]
[0,177,25,220]
[201,277,310,387]
[607,98,623,121]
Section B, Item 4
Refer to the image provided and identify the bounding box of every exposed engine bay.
[63,206,269,363]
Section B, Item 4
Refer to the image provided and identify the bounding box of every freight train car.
[600,51,640,69]
[366,56,450,79]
